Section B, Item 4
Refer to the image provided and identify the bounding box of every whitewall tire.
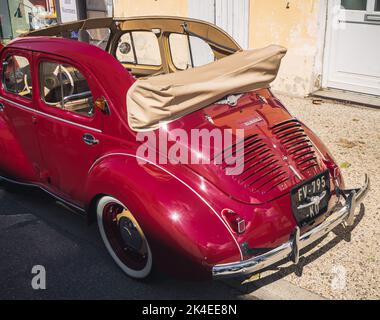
[97,196,152,279]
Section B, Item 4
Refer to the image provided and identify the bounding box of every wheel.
[96,196,153,279]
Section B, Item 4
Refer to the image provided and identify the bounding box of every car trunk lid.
[175,91,326,204]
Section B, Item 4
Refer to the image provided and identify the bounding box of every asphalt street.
[0,182,256,300]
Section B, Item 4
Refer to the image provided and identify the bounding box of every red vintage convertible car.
[0,17,369,280]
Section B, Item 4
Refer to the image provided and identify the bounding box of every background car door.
[0,49,43,182]
[34,52,104,207]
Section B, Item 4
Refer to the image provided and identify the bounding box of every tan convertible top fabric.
[127,45,287,131]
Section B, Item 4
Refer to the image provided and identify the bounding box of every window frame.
[2,54,33,99]
[375,0,380,11]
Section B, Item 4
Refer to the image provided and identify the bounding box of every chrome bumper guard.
[212,174,370,279]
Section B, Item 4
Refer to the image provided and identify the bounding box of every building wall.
[113,0,325,97]
[113,0,188,17]
[249,0,325,96]
[0,1,13,40]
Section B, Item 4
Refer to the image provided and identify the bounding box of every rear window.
[2,55,32,99]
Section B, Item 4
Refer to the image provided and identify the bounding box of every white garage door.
[188,0,249,49]
[324,0,380,96]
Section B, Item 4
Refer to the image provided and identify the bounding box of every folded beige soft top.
[127,45,287,132]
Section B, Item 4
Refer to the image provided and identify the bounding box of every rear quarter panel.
[85,154,242,279]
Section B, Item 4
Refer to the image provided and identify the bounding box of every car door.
[0,48,43,182]
[34,52,103,207]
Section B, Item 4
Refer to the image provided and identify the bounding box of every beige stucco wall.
[249,0,324,96]
[113,0,324,97]
[113,0,188,17]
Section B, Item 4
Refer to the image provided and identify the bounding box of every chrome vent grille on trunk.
[212,119,320,196]
[272,119,319,173]
[215,134,289,194]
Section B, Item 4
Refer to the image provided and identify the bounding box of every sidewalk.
[271,94,380,300]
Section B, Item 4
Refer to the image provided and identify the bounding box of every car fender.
[303,124,345,188]
[84,153,242,279]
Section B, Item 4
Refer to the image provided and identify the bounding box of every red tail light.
[323,159,336,175]
[222,209,246,234]
[323,158,341,186]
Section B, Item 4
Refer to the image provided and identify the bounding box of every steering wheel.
[53,65,74,97]
[22,73,32,95]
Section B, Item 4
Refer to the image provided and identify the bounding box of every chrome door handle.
[83,133,99,145]
[0,103,5,112]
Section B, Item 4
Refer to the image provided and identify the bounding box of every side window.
[116,31,162,66]
[86,28,111,50]
[169,33,192,70]
[39,61,94,117]
[189,36,215,67]
[3,55,32,99]
[169,33,215,70]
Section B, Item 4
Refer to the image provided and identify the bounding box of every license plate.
[291,171,331,226]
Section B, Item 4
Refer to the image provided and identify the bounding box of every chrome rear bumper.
[212,174,370,279]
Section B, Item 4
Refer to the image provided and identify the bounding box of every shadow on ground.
[0,184,249,300]
[0,181,363,300]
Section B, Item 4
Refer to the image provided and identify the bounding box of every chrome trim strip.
[289,165,302,180]
[0,96,102,133]
[212,174,370,279]
[0,175,86,213]
[88,152,244,260]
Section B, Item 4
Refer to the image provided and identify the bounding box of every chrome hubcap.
[103,203,148,270]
